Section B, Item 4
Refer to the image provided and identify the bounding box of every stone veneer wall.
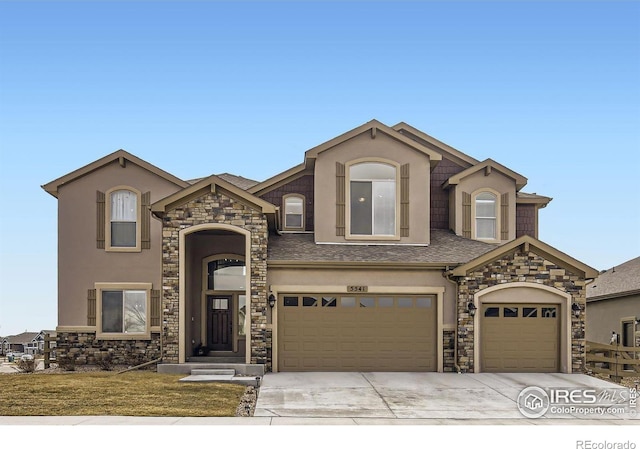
[55,332,161,365]
[161,191,270,369]
[443,329,456,372]
[456,250,587,373]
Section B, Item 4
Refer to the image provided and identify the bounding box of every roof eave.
[42,150,189,198]
[151,174,277,216]
[304,119,442,168]
[450,235,599,279]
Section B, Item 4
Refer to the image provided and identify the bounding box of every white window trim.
[95,282,152,340]
[471,188,501,243]
[345,158,401,241]
[282,194,305,231]
[105,185,142,252]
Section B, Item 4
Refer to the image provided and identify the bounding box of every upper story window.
[283,194,304,230]
[103,186,142,252]
[475,191,497,240]
[349,162,396,236]
[110,190,137,247]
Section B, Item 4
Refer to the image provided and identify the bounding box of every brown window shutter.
[87,289,96,326]
[96,191,105,249]
[501,193,509,240]
[141,191,151,249]
[336,162,345,236]
[400,164,410,237]
[462,192,471,239]
[150,289,161,327]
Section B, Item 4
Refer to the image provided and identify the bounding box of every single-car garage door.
[481,303,559,372]
[278,294,437,372]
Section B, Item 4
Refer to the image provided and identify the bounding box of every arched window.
[283,194,304,230]
[475,192,497,239]
[110,189,137,247]
[349,162,396,236]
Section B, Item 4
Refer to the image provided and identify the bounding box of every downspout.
[444,266,462,374]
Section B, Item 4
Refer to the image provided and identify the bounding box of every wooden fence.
[586,341,640,382]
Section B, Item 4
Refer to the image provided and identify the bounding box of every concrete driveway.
[254,372,638,424]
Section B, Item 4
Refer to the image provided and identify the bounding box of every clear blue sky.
[0,1,638,336]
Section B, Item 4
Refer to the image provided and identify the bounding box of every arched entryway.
[178,224,251,363]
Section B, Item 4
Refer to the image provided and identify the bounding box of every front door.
[208,295,233,351]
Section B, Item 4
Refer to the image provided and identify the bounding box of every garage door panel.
[481,303,559,373]
[279,294,437,372]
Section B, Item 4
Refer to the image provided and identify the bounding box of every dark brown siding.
[430,159,465,229]
[516,203,537,238]
[260,175,315,231]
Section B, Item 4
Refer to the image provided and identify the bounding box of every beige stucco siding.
[586,295,639,345]
[267,267,456,325]
[451,169,516,242]
[314,131,432,244]
[57,160,183,326]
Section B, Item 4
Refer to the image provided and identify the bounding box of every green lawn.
[0,371,246,417]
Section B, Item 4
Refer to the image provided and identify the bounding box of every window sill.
[105,246,142,253]
[345,234,401,241]
[96,332,151,340]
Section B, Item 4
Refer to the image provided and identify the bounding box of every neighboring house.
[1,331,47,355]
[42,120,599,373]
[586,257,640,348]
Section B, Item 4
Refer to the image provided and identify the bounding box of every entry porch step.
[157,363,265,376]
[178,373,260,387]
[191,368,235,376]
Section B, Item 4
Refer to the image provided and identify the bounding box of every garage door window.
[322,297,337,307]
[360,297,375,308]
[398,298,413,308]
[524,307,537,317]
[416,297,432,308]
[379,297,394,307]
[542,307,557,318]
[341,297,356,307]
[484,307,499,317]
[303,296,318,307]
[504,307,518,317]
[284,297,298,307]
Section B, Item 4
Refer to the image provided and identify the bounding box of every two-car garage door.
[278,294,437,372]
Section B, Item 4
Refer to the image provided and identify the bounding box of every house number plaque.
[347,285,368,293]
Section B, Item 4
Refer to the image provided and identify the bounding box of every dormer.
[443,159,526,243]
[307,120,441,245]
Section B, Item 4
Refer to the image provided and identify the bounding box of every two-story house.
[43,120,598,373]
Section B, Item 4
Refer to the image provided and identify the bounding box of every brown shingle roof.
[187,173,259,190]
[587,256,640,300]
[267,229,495,264]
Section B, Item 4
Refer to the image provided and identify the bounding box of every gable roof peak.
[444,158,528,191]
[304,119,442,167]
[42,149,189,198]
